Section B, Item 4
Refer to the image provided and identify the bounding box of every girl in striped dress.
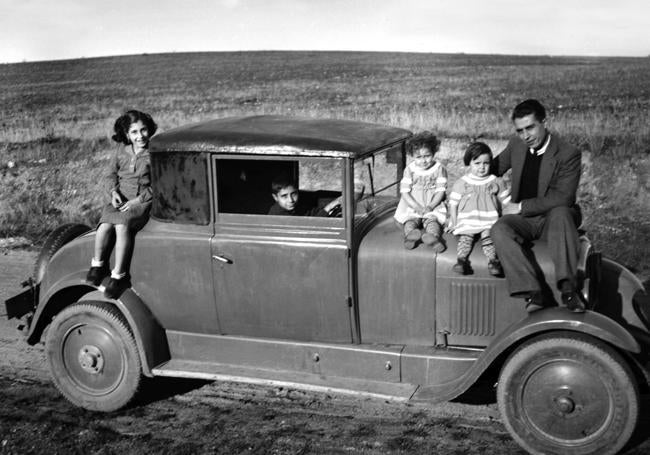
[448,142,510,275]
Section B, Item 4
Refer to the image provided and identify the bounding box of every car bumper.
[5,284,38,332]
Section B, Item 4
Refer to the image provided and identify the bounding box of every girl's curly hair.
[112,110,158,145]
[407,131,440,156]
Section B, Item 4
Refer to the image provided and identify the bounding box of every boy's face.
[412,147,435,170]
[273,185,299,211]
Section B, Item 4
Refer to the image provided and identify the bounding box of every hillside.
[1,51,649,276]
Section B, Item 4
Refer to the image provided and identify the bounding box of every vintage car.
[5,115,650,455]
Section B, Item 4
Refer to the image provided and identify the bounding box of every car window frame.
[212,154,347,229]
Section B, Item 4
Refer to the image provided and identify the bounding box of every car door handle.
[212,254,233,264]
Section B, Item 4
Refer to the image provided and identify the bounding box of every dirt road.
[1,249,649,454]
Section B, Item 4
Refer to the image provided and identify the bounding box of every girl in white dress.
[394,132,448,251]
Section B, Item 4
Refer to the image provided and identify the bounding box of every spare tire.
[34,223,92,283]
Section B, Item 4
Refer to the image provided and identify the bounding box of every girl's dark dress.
[99,145,152,231]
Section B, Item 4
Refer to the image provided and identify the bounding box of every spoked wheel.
[497,332,639,455]
[46,302,142,412]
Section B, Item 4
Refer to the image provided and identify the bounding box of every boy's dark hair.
[511,99,546,122]
[463,141,493,166]
[112,110,158,145]
[407,131,440,156]
[271,174,297,194]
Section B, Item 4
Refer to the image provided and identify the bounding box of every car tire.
[34,223,92,283]
[46,302,142,412]
[497,332,639,455]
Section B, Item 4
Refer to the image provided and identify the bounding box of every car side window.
[216,157,343,218]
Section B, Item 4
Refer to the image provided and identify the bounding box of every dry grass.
[1,51,649,275]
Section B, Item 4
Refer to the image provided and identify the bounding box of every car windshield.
[353,143,404,218]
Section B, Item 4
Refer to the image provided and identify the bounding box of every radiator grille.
[450,282,496,336]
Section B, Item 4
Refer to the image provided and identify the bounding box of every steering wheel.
[327,203,342,218]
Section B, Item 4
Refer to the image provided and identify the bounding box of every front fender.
[413,308,639,402]
[28,273,170,377]
[488,307,640,356]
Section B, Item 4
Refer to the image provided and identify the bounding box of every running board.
[152,359,419,402]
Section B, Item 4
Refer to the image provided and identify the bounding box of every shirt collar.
[529,133,551,156]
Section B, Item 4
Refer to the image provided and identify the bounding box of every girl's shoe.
[404,229,422,250]
[104,276,131,299]
[488,260,504,277]
[86,266,109,286]
[452,258,472,275]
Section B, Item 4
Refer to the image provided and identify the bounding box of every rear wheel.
[46,302,142,412]
[497,333,639,455]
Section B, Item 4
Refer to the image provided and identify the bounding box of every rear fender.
[27,275,169,377]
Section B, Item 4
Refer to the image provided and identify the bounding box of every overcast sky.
[1,0,648,63]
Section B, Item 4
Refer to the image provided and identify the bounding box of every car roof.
[150,115,412,158]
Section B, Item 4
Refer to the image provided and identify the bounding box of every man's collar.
[529,133,551,156]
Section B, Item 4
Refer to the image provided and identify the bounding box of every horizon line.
[3,49,649,66]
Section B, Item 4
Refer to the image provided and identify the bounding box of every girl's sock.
[91,258,104,267]
[111,270,126,280]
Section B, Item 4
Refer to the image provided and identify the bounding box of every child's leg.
[481,229,503,276]
[457,234,475,260]
[113,224,134,277]
[480,230,497,261]
[403,219,420,237]
[422,218,446,253]
[403,219,422,249]
[93,223,115,263]
[452,234,474,274]
[87,223,114,285]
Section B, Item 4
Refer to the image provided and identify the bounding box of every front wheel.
[497,332,639,455]
[46,302,142,412]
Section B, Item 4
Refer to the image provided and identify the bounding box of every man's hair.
[511,99,546,122]
[112,110,158,145]
[271,174,297,194]
[463,141,493,166]
[407,131,440,156]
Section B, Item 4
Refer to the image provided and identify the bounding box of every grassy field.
[1,51,649,276]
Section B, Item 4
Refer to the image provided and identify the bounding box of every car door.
[210,155,353,342]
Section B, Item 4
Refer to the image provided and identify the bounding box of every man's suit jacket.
[493,133,581,217]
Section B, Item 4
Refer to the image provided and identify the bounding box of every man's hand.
[502,202,522,215]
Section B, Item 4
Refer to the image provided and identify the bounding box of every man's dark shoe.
[487,260,504,277]
[452,258,472,275]
[86,266,109,286]
[562,290,586,313]
[559,280,586,313]
[525,291,545,313]
[104,276,131,299]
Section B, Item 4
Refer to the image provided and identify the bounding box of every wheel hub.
[77,345,104,374]
[555,396,575,414]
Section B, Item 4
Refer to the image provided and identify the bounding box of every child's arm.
[399,166,425,214]
[425,164,448,211]
[402,192,426,214]
[105,150,124,208]
[447,177,464,230]
[448,203,458,232]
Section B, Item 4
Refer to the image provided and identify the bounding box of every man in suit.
[491,99,585,313]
